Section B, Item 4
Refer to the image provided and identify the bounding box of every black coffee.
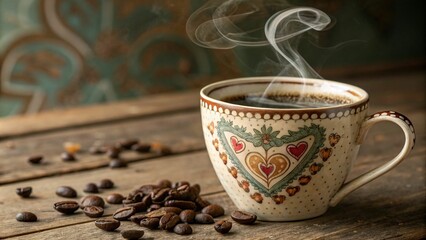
[222,94,349,109]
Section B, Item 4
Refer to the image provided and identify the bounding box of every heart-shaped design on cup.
[230,136,245,153]
[216,118,326,197]
[245,152,290,187]
[286,141,308,160]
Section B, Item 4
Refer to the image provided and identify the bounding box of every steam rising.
[186,0,331,79]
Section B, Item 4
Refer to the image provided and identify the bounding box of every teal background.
[0,0,424,117]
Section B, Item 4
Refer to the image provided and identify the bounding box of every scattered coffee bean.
[16,212,37,222]
[107,146,121,159]
[173,223,193,235]
[83,183,99,193]
[214,220,232,234]
[151,142,172,155]
[118,139,139,150]
[95,219,120,232]
[195,213,214,224]
[16,187,32,198]
[172,181,190,188]
[54,201,79,214]
[83,206,104,218]
[61,152,76,162]
[140,217,160,230]
[28,155,43,164]
[130,214,147,224]
[56,186,77,198]
[145,208,168,218]
[179,209,196,223]
[106,193,124,204]
[141,195,152,206]
[195,196,211,210]
[168,185,196,201]
[159,212,181,231]
[97,179,114,189]
[151,188,170,202]
[231,210,257,225]
[113,207,136,221]
[164,200,196,210]
[109,159,127,168]
[147,204,162,212]
[202,204,225,217]
[131,143,151,153]
[121,229,144,239]
[79,195,105,209]
[124,202,147,213]
[161,207,182,215]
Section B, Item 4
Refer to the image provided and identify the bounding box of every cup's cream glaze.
[200,77,415,221]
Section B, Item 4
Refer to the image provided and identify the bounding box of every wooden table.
[0,71,425,239]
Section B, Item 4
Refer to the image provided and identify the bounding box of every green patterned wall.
[0,0,424,117]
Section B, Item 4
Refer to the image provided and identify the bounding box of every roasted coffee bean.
[130,214,147,224]
[164,200,196,210]
[179,209,196,223]
[107,146,121,159]
[83,183,99,193]
[97,179,114,189]
[157,179,172,188]
[61,152,76,161]
[89,146,106,155]
[124,202,146,213]
[28,155,43,164]
[83,206,104,218]
[132,143,151,153]
[16,187,32,198]
[109,159,127,168]
[122,199,135,205]
[140,217,160,230]
[16,212,37,222]
[159,212,181,231]
[214,220,232,234]
[231,210,257,225]
[56,186,77,198]
[202,204,225,217]
[113,207,136,221]
[95,219,120,232]
[147,204,162,212]
[54,201,80,214]
[168,185,194,201]
[195,196,211,210]
[106,193,124,204]
[161,207,182,215]
[141,195,152,206]
[195,213,214,224]
[145,208,168,218]
[118,139,139,150]
[190,184,201,197]
[79,195,105,209]
[173,223,193,235]
[172,181,190,188]
[121,229,144,239]
[151,188,170,202]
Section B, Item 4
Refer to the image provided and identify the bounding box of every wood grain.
[0,90,199,139]
[0,111,204,185]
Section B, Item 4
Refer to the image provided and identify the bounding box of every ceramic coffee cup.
[200,77,415,221]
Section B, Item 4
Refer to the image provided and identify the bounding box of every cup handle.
[329,111,416,207]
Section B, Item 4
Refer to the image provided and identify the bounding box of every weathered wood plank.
[0,151,222,238]
[0,90,200,139]
[0,111,204,185]
[8,187,425,240]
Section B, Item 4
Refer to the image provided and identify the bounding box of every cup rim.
[200,76,369,117]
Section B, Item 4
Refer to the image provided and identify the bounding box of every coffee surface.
[222,94,349,109]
